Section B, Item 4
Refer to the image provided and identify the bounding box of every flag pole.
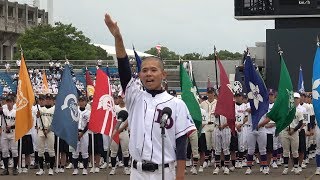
[19,139,22,173]
[214,46,221,128]
[56,137,60,173]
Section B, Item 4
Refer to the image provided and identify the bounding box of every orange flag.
[15,53,35,141]
[42,70,49,94]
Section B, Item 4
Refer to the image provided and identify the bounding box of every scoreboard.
[235,0,320,20]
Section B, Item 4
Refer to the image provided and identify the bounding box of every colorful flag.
[88,69,117,136]
[133,45,142,73]
[244,55,269,130]
[85,69,94,97]
[180,63,202,131]
[267,54,296,134]
[298,65,305,93]
[42,70,49,94]
[51,65,79,149]
[15,53,35,141]
[214,59,236,133]
[156,44,162,55]
[312,43,320,128]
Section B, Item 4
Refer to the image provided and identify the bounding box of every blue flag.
[298,65,305,93]
[244,55,269,130]
[133,45,142,73]
[51,65,79,149]
[312,45,320,128]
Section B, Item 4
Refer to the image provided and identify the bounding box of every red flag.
[207,75,212,89]
[86,69,94,97]
[88,69,116,137]
[214,59,236,134]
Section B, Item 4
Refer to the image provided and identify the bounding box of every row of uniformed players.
[179,87,320,176]
[0,93,131,176]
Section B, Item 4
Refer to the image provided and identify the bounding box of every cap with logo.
[293,92,300,98]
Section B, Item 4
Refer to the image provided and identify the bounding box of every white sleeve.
[175,100,196,139]
[124,78,143,113]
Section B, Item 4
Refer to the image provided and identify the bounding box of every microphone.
[115,110,129,130]
[160,107,172,128]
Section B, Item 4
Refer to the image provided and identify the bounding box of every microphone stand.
[160,120,166,180]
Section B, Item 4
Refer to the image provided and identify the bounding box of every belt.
[132,160,169,172]
[208,122,214,125]
[3,129,14,133]
[243,124,251,127]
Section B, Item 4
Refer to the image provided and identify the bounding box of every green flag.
[267,55,296,134]
[180,63,202,131]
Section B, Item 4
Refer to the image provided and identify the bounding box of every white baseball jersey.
[200,108,208,133]
[38,106,55,137]
[1,105,16,128]
[114,105,127,130]
[297,104,308,131]
[78,108,90,131]
[125,78,196,164]
[235,103,247,126]
[200,99,217,122]
[265,103,276,134]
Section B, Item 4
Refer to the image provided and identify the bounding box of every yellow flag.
[42,70,49,94]
[15,54,35,141]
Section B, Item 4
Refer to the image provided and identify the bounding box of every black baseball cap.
[168,90,177,96]
[45,94,54,99]
[207,87,215,93]
[79,95,87,101]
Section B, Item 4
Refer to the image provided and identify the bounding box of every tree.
[205,50,242,60]
[182,52,202,60]
[16,22,109,60]
[144,46,180,60]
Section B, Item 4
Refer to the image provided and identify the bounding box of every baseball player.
[244,106,271,175]
[200,87,217,167]
[0,95,18,175]
[105,13,196,180]
[306,94,316,163]
[265,89,281,169]
[71,96,90,175]
[234,93,248,169]
[280,92,303,175]
[109,95,130,175]
[297,93,308,172]
[197,107,208,173]
[36,94,56,176]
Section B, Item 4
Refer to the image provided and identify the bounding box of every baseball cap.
[168,90,177,96]
[268,88,276,95]
[207,87,215,93]
[294,92,300,98]
[78,95,87,101]
[45,94,54,99]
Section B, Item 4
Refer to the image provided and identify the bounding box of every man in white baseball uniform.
[280,92,304,175]
[36,94,56,176]
[105,13,196,180]
[109,95,130,175]
[200,87,217,167]
[71,95,90,175]
[0,95,18,175]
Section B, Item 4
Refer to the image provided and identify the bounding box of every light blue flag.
[244,55,269,130]
[51,65,79,149]
[298,65,305,93]
[312,45,320,128]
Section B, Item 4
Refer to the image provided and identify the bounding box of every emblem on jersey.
[312,79,320,100]
[155,109,174,129]
[61,94,79,122]
[233,81,243,94]
[286,89,294,110]
[247,82,263,109]
[16,80,28,111]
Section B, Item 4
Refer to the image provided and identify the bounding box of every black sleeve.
[117,56,132,93]
[293,120,303,132]
[176,134,187,160]
[83,123,89,134]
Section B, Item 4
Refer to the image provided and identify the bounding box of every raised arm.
[104,13,132,91]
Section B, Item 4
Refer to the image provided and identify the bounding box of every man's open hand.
[104,13,121,38]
